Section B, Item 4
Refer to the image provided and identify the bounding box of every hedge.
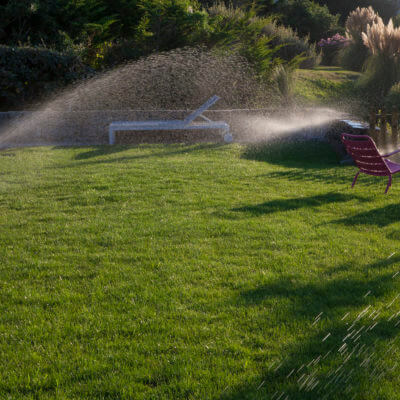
[0,46,92,110]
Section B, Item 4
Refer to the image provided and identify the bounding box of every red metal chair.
[341,133,400,194]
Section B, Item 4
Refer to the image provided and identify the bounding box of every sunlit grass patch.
[0,142,399,399]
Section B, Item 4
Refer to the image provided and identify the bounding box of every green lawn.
[295,66,363,111]
[1,142,400,399]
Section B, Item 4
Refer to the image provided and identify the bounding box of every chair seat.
[341,133,400,194]
[385,159,400,173]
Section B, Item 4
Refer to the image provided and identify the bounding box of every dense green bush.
[207,3,318,76]
[358,53,400,105]
[315,0,398,24]
[73,0,209,68]
[317,33,349,66]
[206,4,281,79]
[0,0,64,48]
[0,0,331,109]
[0,0,324,70]
[0,1,208,60]
[0,46,90,109]
[384,82,400,110]
[275,0,340,43]
[261,19,320,68]
[338,43,370,72]
[198,0,277,10]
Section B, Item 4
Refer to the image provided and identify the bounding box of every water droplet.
[341,312,350,321]
[322,333,331,342]
[286,369,295,379]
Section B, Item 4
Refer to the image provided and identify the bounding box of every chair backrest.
[341,133,390,176]
[183,95,220,126]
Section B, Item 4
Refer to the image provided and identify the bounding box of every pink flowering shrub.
[318,34,349,48]
[318,34,349,65]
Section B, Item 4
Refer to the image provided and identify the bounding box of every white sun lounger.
[108,95,232,144]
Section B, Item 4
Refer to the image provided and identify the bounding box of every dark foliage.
[275,0,341,42]
[0,45,91,109]
[0,0,74,49]
[316,0,399,23]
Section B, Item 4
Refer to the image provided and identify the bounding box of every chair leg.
[109,128,115,145]
[352,171,360,188]
[385,175,392,194]
[223,128,233,143]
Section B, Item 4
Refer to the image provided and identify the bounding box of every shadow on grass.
[67,143,225,163]
[327,254,400,275]
[222,260,400,400]
[261,168,379,185]
[74,145,133,160]
[232,192,365,216]
[242,140,375,186]
[332,204,400,227]
[241,141,339,169]
[240,270,396,320]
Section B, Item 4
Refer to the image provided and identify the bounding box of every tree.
[275,0,340,42]
[0,0,65,47]
[315,0,399,23]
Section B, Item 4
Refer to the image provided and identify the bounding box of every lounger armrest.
[382,148,400,157]
[183,95,220,126]
[199,115,212,123]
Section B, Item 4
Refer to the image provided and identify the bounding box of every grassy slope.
[0,143,400,399]
[294,66,363,111]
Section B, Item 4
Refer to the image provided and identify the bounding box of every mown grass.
[295,66,363,111]
[1,142,400,399]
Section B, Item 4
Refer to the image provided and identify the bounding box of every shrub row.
[0,1,324,109]
[0,46,92,109]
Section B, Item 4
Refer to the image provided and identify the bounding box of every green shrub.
[206,4,281,79]
[314,0,398,25]
[78,0,209,69]
[317,33,349,66]
[359,54,400,105]
[0,45,91,109]
[384,82,400,110]
[276,0,340,43]
[0,0,209,69]
[261,19,320,68]
[206,3,319,78]
[271,62,299,106]
[0,0,65,48]
[338,43,370,71]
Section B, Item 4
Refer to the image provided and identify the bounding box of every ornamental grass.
[339,7,381,72]
[346,6,382,43]
[360,18,400,103]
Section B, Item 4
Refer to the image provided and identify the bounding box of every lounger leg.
[385,175,392,194]
[109,128,115,145]
[223,128,233,143]
[352,171,360,188]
